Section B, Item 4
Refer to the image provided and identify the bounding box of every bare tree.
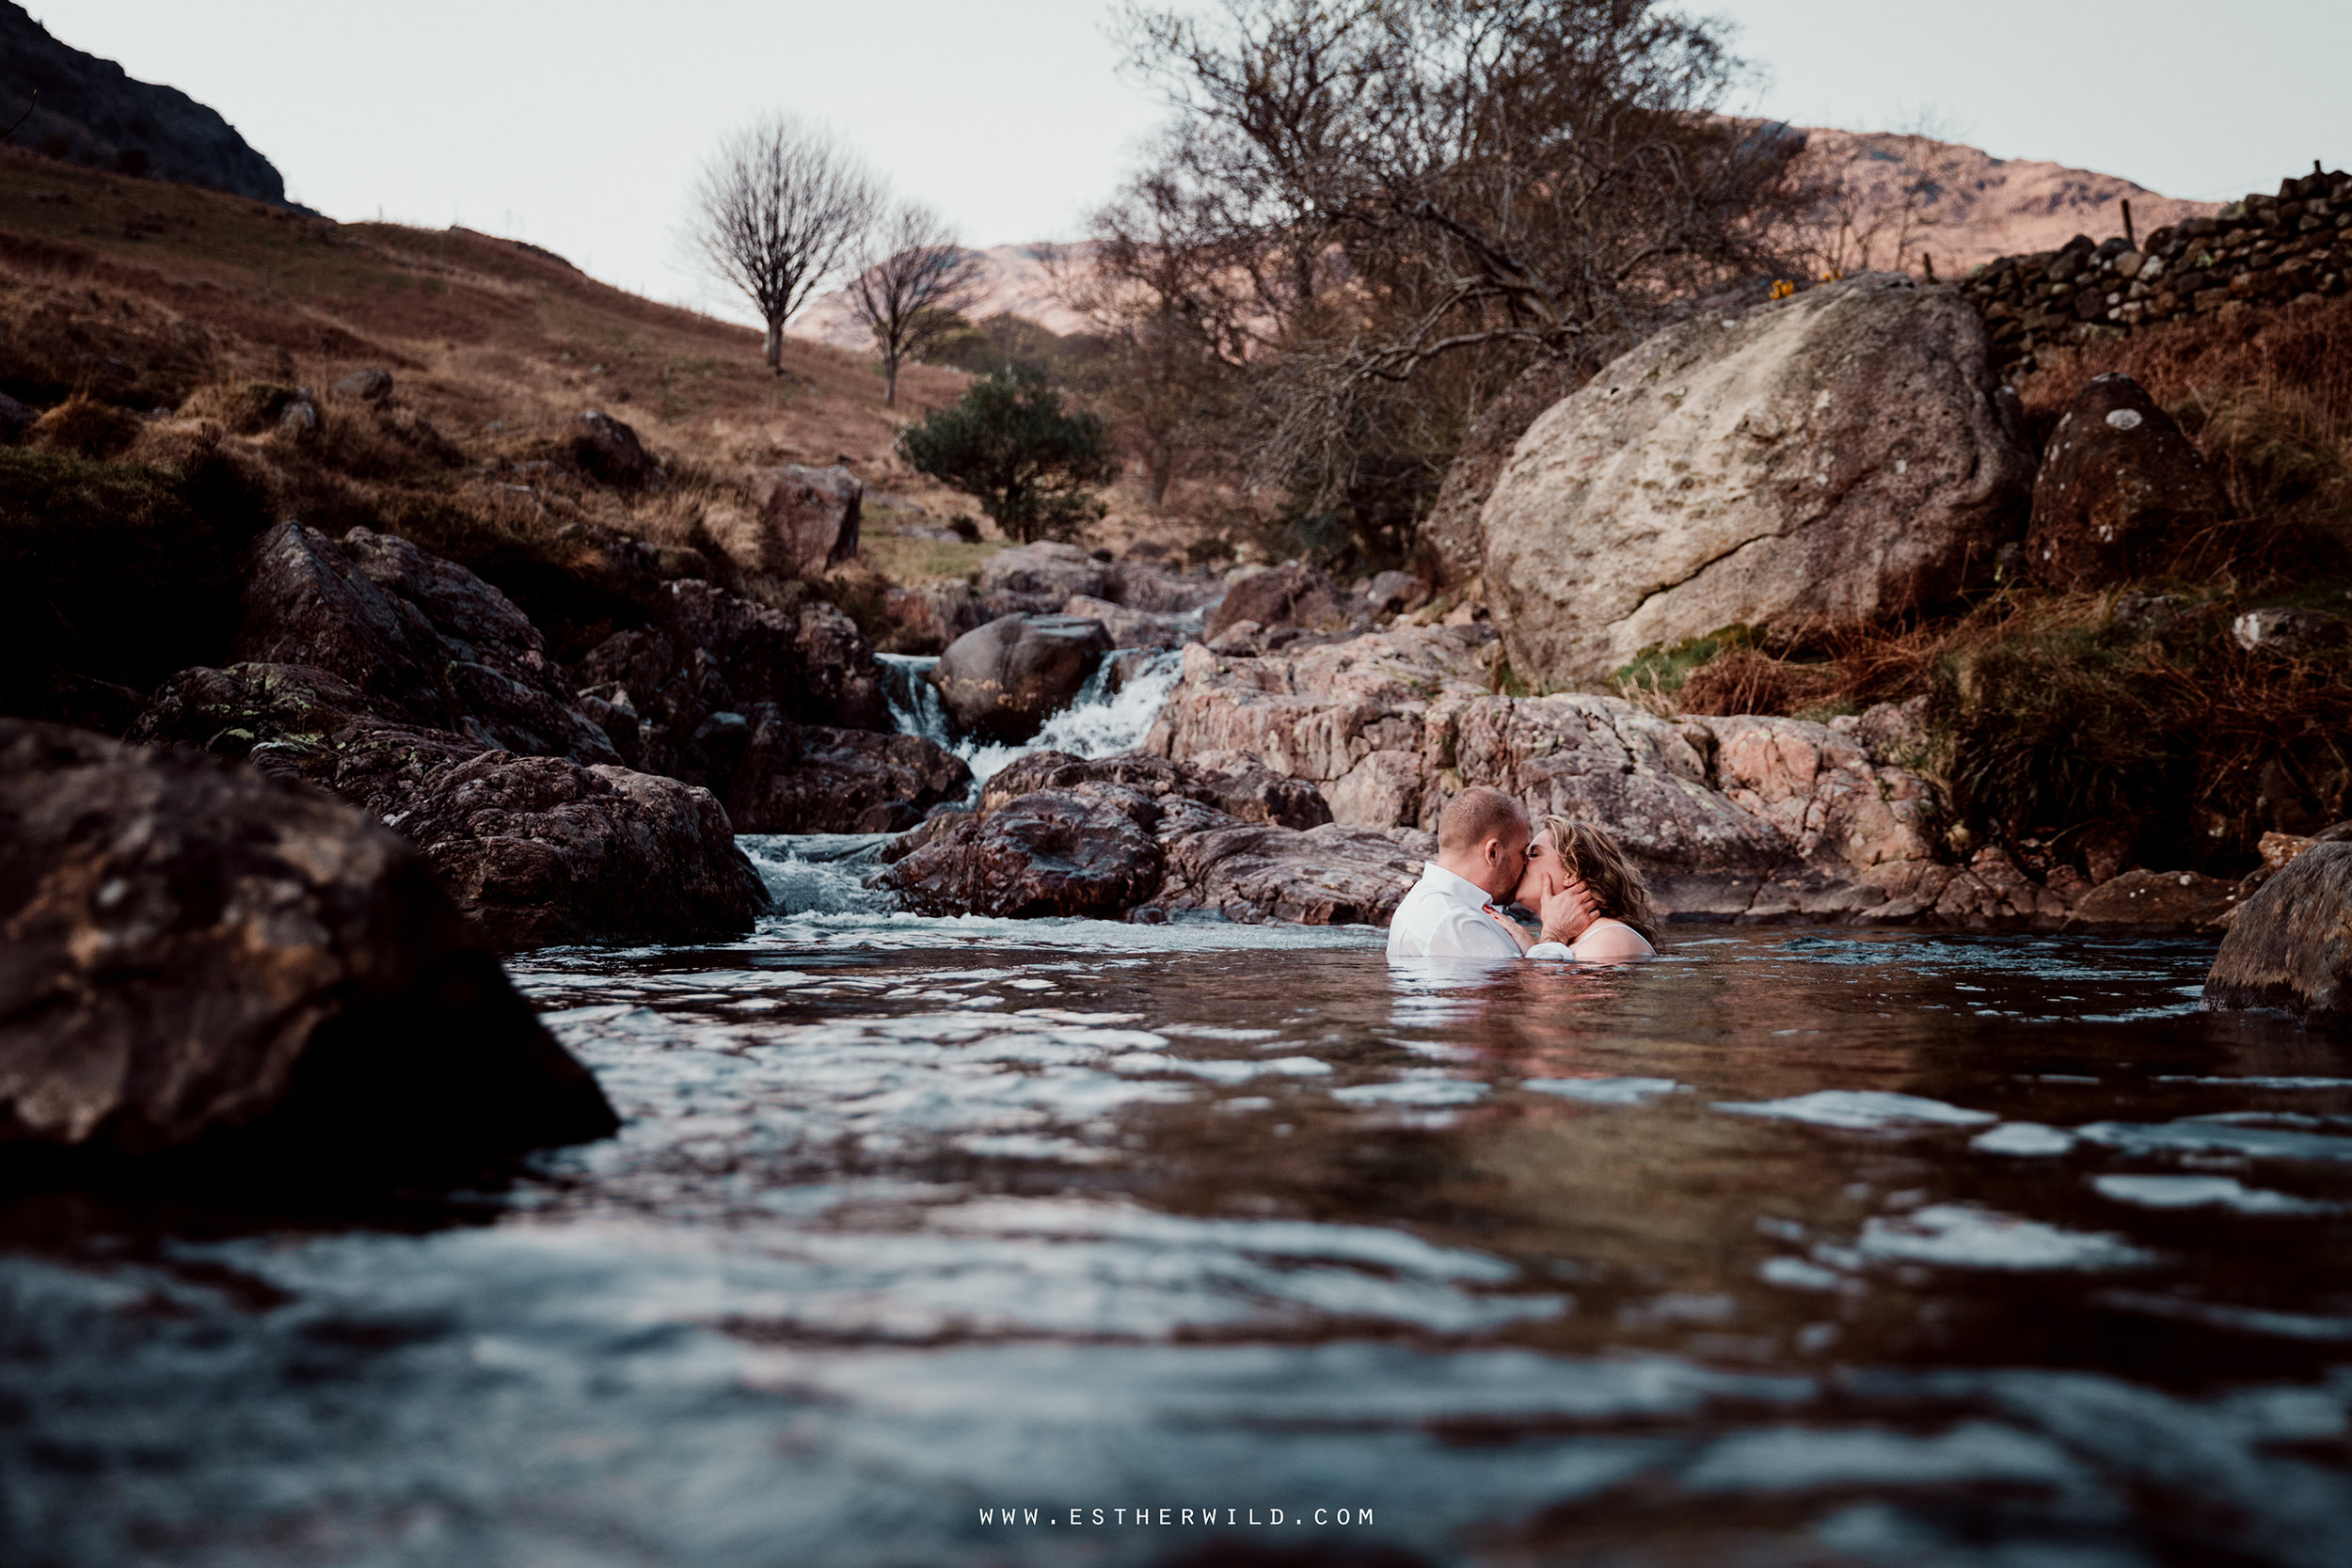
[848,203,987,407]
[1115,0,1814,551]
[691,114,880,372]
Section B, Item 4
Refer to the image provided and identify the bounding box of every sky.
[20,1,2349,326]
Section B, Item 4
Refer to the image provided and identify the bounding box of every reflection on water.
[6,910,2352,1566]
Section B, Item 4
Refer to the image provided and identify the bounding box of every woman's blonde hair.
[1534,816,1661,945]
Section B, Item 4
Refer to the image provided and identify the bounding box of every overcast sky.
[23,2,2347,325]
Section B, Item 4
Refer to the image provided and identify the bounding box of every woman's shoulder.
[1573,918,1655,958]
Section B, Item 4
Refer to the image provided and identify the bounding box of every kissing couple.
[1387,785,1659,963]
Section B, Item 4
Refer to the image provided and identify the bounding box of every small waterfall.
[878,649,1184,788]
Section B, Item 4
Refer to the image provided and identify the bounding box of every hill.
[0,3,289,204]
[787,241,1101,351]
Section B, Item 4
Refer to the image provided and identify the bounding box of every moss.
[1610,625,1758,700]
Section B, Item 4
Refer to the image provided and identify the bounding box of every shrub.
[896,365,1118,543]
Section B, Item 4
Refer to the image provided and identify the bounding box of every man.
[1387,786,1596,960]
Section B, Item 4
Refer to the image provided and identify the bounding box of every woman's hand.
[1538,876,1599,946]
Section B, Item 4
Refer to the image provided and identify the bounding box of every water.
[880,650,1183,790]
[8,684,2352,1567]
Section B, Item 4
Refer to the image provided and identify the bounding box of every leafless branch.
[848,203,986,407]
[691,114,881,371]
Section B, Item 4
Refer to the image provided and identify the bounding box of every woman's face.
[1517,830,1565,908]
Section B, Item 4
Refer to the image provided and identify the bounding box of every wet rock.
[1156,822,1423,926]
[979,749,1197,814]
[237,521,453,724]
[573,410,651,487]
[390,751,768,951]
[749,464,862,578]
[330,367,394,402]
[129,664,769,950]
[1482,273,2033,688]
[977,541,1106,616]
[1203,563,1354,642]
[2026,373,2229,588]
[875,788,1162,918]
[1184,750,1333,830]
[0,720,616,1157]
[726,707,970,833]
[2204,842,2352,1024]
[930,614,1112,743]
[2064,867,2246,931]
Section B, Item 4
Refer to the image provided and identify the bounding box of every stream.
[4,670,2349,1566]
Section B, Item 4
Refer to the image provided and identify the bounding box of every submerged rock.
[0,721,616,1158]
[2205,843,2352,1023]
[930,614,1112,743]
[2064,867,2244,932]
[1481,273,2033,688]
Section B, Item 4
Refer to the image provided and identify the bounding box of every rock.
[0,720,616,1157]
[749,464,862,578]
[1187,751,1334,831]
[2063,867,2246,931]
[574,410,651,487]
[1362,571,1428,617]
[0,390,36,440]
[128,664,769,950]
[2232,606,2351,657]
[390,751,769,951]
[930,614,1112,742]
[277,391,320,438]
[726,708,970,832]
[1832,695,1934,768]
[977,542,1106,616]
[1064,594,1196,650]
[875,788,1163,918]
[330,367,394,402]
[1422,356,1588,589]
[975,747,1329,832]
[1481,273,2034,688]
[1155,822,1423,926]
[2204,843,2352,1024]
[1103,561,1227,615]
[237,522,620,766]
[2025,373,2230,587]
[1203,562,1354,641]
[1205,620,1263,657]
[880,579,983,655]
[1146,624,1968,924]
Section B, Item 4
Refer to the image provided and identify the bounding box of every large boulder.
[2205,843,2352,1023]
[1481,273,2034,688]
[750,464,862,578]
[879,579,985,656]
[930,614,1112,742]
[1064,594,1197,650]
[128,664,771,950]
[727,708,971,833]
[2025,372,2229,587]
[1203,563,1354,642]
[977,542,1107,616]
[1154,822,1424,926]
[0,721,616,1158]
[876,788,1163,918]
[2058,867,2244,932]
[391,752,767,951]
[573,410,652,487]
[237,522,619,765]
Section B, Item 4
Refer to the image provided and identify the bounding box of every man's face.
[1478,818,1532,902]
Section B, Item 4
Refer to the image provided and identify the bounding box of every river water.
[6,680,2351,1566]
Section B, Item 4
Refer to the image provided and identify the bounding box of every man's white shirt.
[1387,863,1518,959]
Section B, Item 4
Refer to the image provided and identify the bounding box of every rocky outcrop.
[872,748,1415,925]
[128,663,771,949]
[1481,273,2034,689]
[750,464,862,577]
[977,542,1107,615]
[1143,624,2076,926]
[1421,357,1586,589]
[2026,373,2229,587]
[930,614,1112,742]
[1204,563,1355,642]
[728,709,971,833]
[2204,843,2352,1023]
[0,5,291,204]
[2066,868,2246,932]
[0,720,615,1158]
[1064,594,1196,650]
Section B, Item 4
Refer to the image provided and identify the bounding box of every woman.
[1503,816,1660,959]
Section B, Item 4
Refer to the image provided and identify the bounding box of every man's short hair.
[1438,786,1527,854]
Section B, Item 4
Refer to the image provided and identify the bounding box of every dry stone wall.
[1960,166,2351,372]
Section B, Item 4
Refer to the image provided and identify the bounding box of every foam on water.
[881,648,1184,789]
[1716,1090,1999,1131]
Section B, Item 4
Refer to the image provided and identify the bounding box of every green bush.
[897,366,1119,544]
